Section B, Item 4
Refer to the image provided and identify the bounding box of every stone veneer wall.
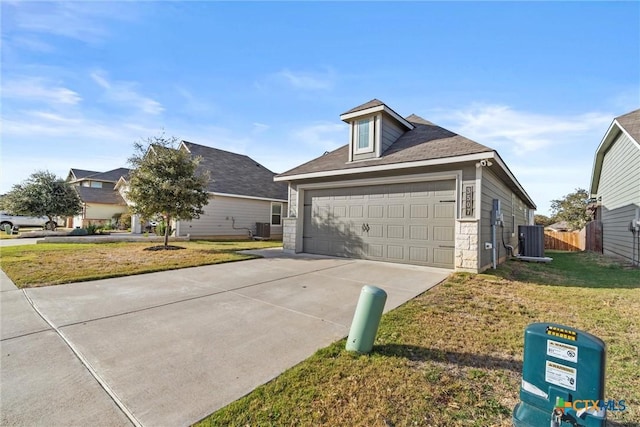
[282,217,297,252]
[455,220,479,272]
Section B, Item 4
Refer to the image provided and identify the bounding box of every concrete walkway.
[0,250,450,426]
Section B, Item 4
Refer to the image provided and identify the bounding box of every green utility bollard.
[346,285,387,354]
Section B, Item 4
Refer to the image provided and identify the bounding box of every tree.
[549,188,590,231]
[534,214,555,227]
[2,170,82,229]
[127,134,210,248]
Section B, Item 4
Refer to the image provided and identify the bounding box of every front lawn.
[0,240,282,287]
[197,251,639,427]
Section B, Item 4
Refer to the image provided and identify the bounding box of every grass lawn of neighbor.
[196,251,639,427]
[0,240,282,287]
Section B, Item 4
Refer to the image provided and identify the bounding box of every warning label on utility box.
[545,360,577,391]
[547,339,578,363]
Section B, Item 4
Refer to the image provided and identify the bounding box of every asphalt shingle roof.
[616,108,640,143]
[86,168,132,183]
[182,141,288,200]
[277,115,493,177]
[69,169,100,180]
[75,186,127,205]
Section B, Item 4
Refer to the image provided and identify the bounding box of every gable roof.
[275,107,536,209]
[277,116,493,178]
[68,169,100,181]
[180,141,288,201]
[85,168,132,183]
[75,186,127,205]
[340,99,414,130]
[590,108,640,194]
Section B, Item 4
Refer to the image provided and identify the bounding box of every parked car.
[0,211,63,230]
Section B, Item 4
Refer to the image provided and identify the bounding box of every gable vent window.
[354,117,374,154]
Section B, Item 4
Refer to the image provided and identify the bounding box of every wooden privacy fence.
[544,229,585,251]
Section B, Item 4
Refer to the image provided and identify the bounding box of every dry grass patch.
[197,252,639,427]
[0,240,282,287]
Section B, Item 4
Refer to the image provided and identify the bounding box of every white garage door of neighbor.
[303,180,456,268]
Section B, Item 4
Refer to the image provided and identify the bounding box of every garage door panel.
[409,247,428,262]
[434,204,455,218]
[410,204,429,218]
[410,225,428,240]
[433,226,454,241]
[387,245,404,260]
[434,248,454,266]
[368,205,384,218]
[303,180,455,268]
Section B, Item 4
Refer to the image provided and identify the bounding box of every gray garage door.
[303,180,456,268]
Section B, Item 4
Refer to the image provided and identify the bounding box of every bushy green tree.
[534,214,555,227]
[127,134,210,248]
[2,170,81,229]
[550,188,590,231]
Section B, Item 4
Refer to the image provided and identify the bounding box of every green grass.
[196,251,639,427]
[0,240,282,287]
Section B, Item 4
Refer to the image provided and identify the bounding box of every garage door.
[303,180,456,268]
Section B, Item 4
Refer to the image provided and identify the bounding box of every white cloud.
[90,71,164,115]
[291,122,346,151]
[260,68,337,92]
[4,1,137,44]
[2,78,82,105]
[432,104,612,155]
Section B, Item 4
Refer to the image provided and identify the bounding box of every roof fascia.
[492,152,537,209]
[590,119,620,194]
[340,105,414,130]
[275,152,493,182]
[179,140,192,153]
[210,192,288,203]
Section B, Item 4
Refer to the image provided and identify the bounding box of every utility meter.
[513,323,606,427]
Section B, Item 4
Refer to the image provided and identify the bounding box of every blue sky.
[1,1,638,215]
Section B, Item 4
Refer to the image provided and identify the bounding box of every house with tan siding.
[589,108,640,265]
[275,99,536,272]
[67,168,131,228]
[174,141,288,239]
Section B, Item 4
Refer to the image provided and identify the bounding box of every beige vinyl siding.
[480,169,528,270]
[85,204,128,223]
[178,195,285,238]
[381,116,406,153]
[598,131,640,261]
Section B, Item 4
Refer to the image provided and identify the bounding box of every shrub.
[85,223,98,235]
[119,212,132,230]
[69,228,88,236]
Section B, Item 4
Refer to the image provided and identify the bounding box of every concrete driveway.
[0,249,450,426]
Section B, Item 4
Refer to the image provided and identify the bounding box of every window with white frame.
[354,117,374,154]
[271,202,282,226]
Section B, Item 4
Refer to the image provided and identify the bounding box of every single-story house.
[589,108,640,265]
[67,168,131,228]
[275,99,536,272]
[115,141,288,239]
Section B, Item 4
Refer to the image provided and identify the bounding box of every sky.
[1,1,639,216]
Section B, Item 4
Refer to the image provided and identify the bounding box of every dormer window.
[354,117,374,154]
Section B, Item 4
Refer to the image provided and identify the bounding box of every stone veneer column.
[455,220,479,272]
[282,217,298,252]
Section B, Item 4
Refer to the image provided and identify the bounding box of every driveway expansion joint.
[21,289,142,427]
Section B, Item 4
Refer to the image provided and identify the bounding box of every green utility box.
[513,323,606,427]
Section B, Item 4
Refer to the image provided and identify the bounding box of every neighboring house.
[174,141,288,239]
[546,221,571,232]
[589,108,640,265]
[67,168,131,228]
[275,99,536,272]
